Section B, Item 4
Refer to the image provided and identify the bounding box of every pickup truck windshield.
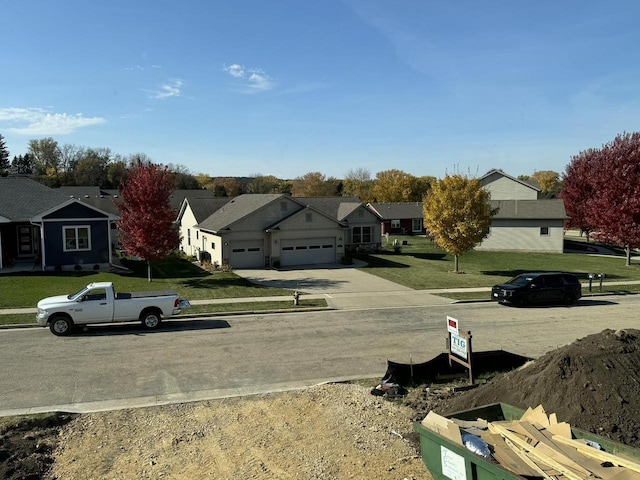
[68,287,90,300]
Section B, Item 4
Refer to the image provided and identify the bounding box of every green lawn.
[359,236,640,290]
[3,241,639,313]
[0,256,292,309]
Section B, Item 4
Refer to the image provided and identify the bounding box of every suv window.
[545,275,563,287]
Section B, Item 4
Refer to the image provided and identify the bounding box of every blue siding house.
[0,178,117,271]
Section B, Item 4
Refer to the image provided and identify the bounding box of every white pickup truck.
[36,281,190,336]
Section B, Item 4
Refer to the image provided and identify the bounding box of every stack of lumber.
[422,405,640,479]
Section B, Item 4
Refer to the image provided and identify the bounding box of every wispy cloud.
[0,107,106,135]
[223,63,274,94]
[125,64,163,71]
[149,79,184,99]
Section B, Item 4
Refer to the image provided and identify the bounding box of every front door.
[16,225,39,258]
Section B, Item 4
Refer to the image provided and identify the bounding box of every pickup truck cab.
[36,282,189,335]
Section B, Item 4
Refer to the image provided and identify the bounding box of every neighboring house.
[0,178,117,271]
[177,197,233,260]
[367,202,426,236]
[477,169,566,253]
[59,187,220,250]
[480,169,540,200]
[177,194,382,268]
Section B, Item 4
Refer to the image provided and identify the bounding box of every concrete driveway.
[234,261,455,309]
[235,260,408,294]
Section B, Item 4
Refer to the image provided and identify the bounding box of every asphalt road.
[1,295,638,415]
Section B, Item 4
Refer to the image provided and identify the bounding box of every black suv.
[491,272,582,306]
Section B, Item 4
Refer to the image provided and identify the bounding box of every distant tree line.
[2,133,569,205]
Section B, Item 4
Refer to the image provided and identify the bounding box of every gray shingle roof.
[295,196,362,220]
[0,177,70,220]
[185,197,230,224]
[491,199,566,219]
[197,194,286,232]
[480,169,541,192]
[368,202,423,220]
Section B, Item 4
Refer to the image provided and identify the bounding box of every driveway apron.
[233,262,454,309]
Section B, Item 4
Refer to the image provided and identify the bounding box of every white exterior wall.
[198,233,224,267]
[483,174,538,200]
[179,205,199,258]
[476,219,565,252]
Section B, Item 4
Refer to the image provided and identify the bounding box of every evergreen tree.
[0,134,9,174]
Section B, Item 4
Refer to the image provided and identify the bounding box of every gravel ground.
[19,383,430,480]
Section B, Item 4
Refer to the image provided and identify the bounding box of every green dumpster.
[413,402,640,480]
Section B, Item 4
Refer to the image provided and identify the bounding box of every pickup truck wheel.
[49,316,73,336]
[141,311,161,330]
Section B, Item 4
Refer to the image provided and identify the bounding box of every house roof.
[267,205,348,230]
[491,199,567,219]
[0,177,71,221]
[367,202,423,220]
[480,169,541,192]
[182,197,230,224]
[197,194,287,232]
[57,187,221,218]
[295,196,363,221]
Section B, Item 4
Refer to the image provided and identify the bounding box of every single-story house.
[0,178,117,271]
[477,199,567,252]
[177,194,382,268]
[477,169,566,253]
[367,202,427,235]
[58,187,220,250]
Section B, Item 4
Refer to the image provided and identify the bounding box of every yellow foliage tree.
[423,174,494,272]
[370,169,434,202]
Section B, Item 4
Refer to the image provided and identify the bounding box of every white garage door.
[280,238,336,266]
[229,241,264,268]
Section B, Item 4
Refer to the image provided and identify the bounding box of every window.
[352,226,372,244]
[391,219,401,229]
[187,229,191,246]
[63,226,91,251]
[412,218,422,232]
[540,227,549,236]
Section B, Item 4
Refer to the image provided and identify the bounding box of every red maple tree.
[116,160,180,280]
[561,148,599,240]
[563,132,640,265]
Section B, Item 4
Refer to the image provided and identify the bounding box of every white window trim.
[540,227,550,236]
[391,219,401,228]
[412,218,422,232]
[63,225,92,252]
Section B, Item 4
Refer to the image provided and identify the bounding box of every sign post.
[445,316,474,385]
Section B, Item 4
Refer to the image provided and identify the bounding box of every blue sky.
[2,1,639,180]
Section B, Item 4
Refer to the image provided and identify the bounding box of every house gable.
[198,194,304,233]
[480,169,539,200]
[41,200,110,220]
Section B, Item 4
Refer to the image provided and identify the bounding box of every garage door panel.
[229,241,264,268]
[280,238,335,266]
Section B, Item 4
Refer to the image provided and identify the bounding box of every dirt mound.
[0,413,76,480]
[440,328,640,447]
